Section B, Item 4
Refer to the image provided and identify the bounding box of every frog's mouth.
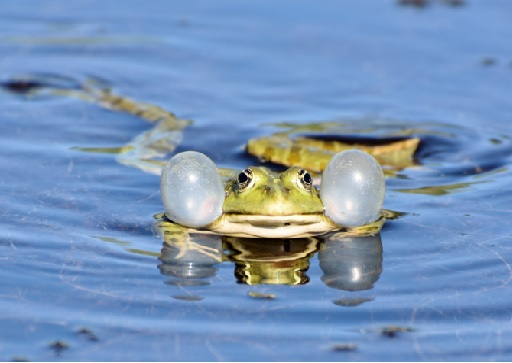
[208,213,341,239]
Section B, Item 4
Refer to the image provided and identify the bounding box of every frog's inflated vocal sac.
[160,149,387,239]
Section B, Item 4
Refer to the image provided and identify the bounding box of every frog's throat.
[207,214,340,239]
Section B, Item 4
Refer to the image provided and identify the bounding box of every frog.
[159,149,387,239]
[194,166,343,239]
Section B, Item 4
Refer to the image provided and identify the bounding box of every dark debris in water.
[379,326,415,338]
[48,340,69,355]
[481,57,497,67]
[77,327,99,342]
[248,291,276,300]
[398,0,465,7]
[480,57,512,70]
[10,357,29,362]
[0,79,46,94]
[331,343,358,352]
[0,73,82,95]
[173,295,204,301]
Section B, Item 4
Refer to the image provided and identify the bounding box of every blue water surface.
[1,0,512,361]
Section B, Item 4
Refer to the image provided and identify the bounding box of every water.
[1,0,512,360]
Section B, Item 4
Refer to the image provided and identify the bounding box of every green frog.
[160,149,387,239]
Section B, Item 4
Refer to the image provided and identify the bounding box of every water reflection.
[157,224,383,290]
[158,234,223,286]
[318,234,383,291]
[225,237,319,285]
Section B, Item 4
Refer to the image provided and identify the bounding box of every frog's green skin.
[208,166,341,239]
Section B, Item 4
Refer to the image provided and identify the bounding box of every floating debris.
[481,57,497,66]
[173,295,204,302]
[0,73,81,95]
[48,340,69,355]
[77,327,99,342]
[10,356,29,362]
[380,326,415,338]
[1,79,45,94]
[331,343,358,352]
[248,291,276,300]
[398,0,465,7]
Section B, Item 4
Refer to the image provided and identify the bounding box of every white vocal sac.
[161,151,225,228]
[320,150,385,227]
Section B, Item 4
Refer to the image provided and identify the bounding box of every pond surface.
[1,0,512,361]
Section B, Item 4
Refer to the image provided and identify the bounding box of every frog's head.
[223,167,324,216]
[160,150,385,238]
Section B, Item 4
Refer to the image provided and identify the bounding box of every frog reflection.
[157,226,383,290]
[225,237,320,285]
[158,233,223,286]
[318,234,383,291]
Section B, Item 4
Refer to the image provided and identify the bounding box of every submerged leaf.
[247,133,419,174]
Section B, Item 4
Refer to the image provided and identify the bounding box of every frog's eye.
[297,169,312,190]
[320,150,385,227]
[161,151,225,228]
[237,168,254,191]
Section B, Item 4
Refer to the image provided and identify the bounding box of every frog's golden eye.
[297,169,312,190]
[237,168,254,191]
